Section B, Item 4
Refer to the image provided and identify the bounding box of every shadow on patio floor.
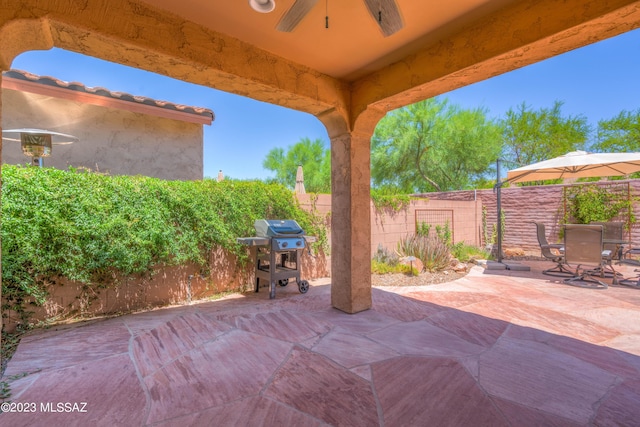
[2,261,640,426]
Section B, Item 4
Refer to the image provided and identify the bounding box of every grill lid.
[254,219,304,238]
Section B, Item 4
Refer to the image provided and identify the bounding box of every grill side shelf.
[237,237,270,246]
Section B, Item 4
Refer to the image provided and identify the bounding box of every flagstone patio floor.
[2,260,640,426]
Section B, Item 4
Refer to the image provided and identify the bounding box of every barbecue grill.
[238,219,315,299]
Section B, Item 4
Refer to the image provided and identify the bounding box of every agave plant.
[397,234,451,272]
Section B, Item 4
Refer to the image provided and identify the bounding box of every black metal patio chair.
[563,224,608,289]
[589,221,623,283]
[533,222,574,277]
[592,221,625,259]
[618,247,640,288]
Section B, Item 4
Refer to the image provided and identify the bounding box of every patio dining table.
[593,221,626,258]
[562,224,618,288]
[587,236,639,286]
[603,238,628,261]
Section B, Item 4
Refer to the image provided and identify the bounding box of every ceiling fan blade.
[276,0,319,32]
[363,0,404,37]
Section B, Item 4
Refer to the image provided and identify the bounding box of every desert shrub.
[451,242,491,262]
[397,234,450,272]
[416,222,431,237]
[372,244,398,266]
[564,184,635,224]
[435,222,452,246]
[371,244,419,275]
[371,260,417,276]
[417,221,452,245]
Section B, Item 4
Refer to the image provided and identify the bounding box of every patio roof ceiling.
[136,0,640,114]
[141,0,517,82]
[3,0,640,124]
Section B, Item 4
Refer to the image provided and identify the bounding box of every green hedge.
[1,165,327,310]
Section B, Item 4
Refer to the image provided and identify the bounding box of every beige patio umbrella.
[506,150,640,183]
[495,151,640,265]
[295,164,306,194]
[217,170,224,182]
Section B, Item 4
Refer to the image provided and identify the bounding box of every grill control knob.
[296,240,302,246]
[282,242,288,248]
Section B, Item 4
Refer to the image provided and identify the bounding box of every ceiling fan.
[250,0,404,37]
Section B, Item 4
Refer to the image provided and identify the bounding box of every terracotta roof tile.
[3,69,215,121]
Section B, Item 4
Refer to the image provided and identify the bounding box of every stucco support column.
[0,71,3,339]
[330,130,371,313]
[0,16,53,357]
[320,108,385,314]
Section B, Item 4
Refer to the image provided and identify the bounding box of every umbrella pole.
[488,159,529,272]
[496,158,503,263]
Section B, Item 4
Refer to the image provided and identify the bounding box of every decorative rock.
[504,248,525,257]
[452,263,468,272]
[399,256,424,273]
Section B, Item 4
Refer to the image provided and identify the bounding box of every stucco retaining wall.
[2,245,328,332]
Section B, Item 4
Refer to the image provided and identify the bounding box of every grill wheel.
[298,280,309,294]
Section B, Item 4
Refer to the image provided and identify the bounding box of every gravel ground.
[371,265,470,287]
[370,254,549,287]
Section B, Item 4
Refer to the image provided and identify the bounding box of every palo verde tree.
[262,137,331,193]
[370,98,502,193]
[591,109,640,179]
[593,108,640,153]
[500,100,590,167]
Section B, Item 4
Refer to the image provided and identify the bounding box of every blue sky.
[10,28,640,180]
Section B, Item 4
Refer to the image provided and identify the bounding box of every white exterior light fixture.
[249,0,276,13]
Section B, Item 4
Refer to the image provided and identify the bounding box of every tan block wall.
[371,199,481,252]
[296,194,481,255]
[2,88,204,180]
[298,180,640,258]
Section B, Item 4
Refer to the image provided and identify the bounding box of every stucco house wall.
[2,70,213,180]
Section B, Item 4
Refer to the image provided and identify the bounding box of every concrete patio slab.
[2,260,640,426]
